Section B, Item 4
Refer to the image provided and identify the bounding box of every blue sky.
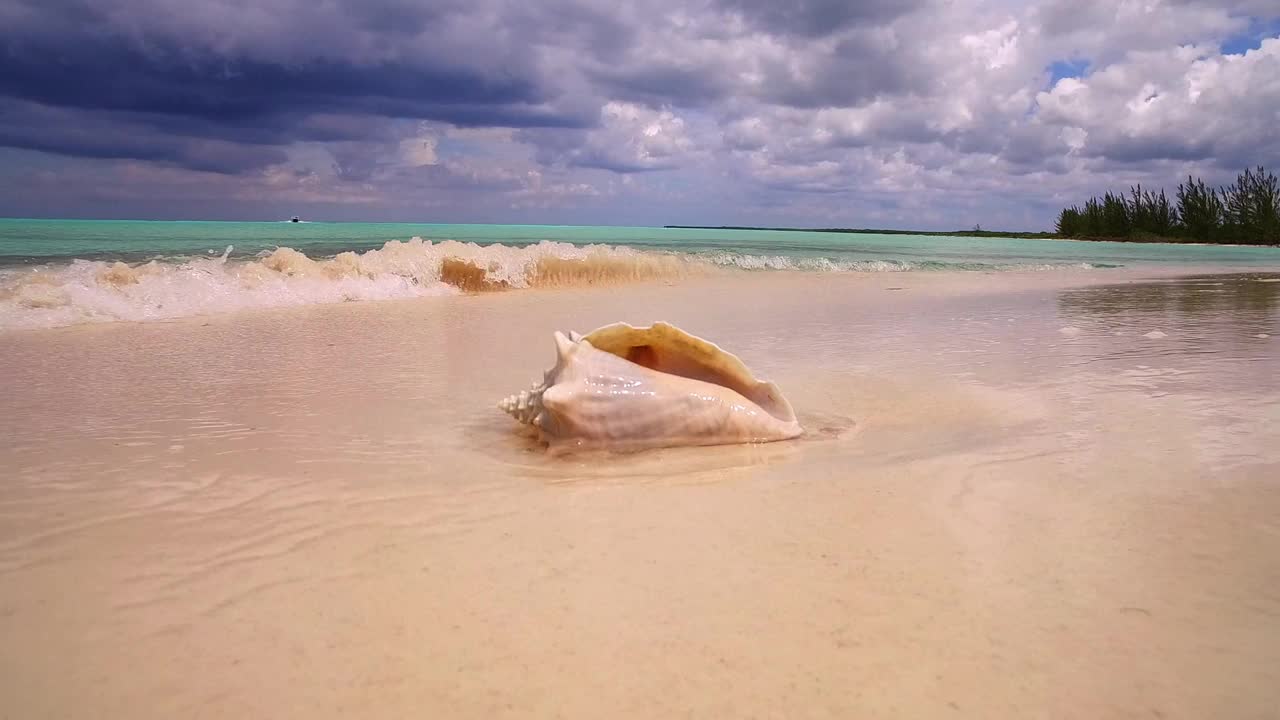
[1,0,1277,230]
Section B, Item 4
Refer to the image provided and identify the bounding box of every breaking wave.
[0,239,704,329]
[0,237,1100,330]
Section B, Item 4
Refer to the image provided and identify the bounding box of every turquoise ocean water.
[2,218,1278,329]
[2,218,1279,269]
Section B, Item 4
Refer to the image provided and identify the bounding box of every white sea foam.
[0,251,452,330]
[0,236,1107,330]
[696,251,913,272]
[0,238,703,329]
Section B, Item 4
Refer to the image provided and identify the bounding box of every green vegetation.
[1056,166,1280,245]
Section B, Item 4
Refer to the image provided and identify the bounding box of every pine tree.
[1056,206,1082,236]
[1176,176,1223,242]
[1052,167,1277,244]
[1220,166,1280,244]
[1101,192,1129,236]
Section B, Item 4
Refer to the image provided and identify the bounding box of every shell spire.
[498,386,545,425]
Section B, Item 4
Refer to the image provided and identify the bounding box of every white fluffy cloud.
[1036,39,1280,167]
[570,102,697,172]
[656,0,1280,227]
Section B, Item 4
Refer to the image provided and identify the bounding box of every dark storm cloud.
[1085,136,1216,164]
[343,0,468,35]
[0,30,567,127]
[0,101,289,173]
[588,65,733,108]
[0,0,939,176]
[716,0,926,37]
[0,0,590,171]
[757,30,928,108]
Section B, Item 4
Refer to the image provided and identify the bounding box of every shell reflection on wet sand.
[1,269,1279,719]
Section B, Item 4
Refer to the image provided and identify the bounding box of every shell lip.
[579,321,800,426]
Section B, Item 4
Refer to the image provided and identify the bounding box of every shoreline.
[5,263,1280,335]
[666,224,1280,248]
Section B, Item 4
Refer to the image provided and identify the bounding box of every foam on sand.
[0,238,706,329]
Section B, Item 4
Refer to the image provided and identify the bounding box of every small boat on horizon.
[290,216,301,223]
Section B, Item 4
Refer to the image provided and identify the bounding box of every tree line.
[1055,166,1280,245]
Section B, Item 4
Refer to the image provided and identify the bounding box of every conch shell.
[498,322,803,451]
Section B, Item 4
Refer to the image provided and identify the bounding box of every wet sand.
[2,269,1279,718]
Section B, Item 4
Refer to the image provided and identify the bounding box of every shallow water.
[1,270,1278,718]
[4,219,1280,330]
[5,218,1280,267]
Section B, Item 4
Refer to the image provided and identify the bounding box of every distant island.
[671,166,1280,247]
[663,226,1058,239]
